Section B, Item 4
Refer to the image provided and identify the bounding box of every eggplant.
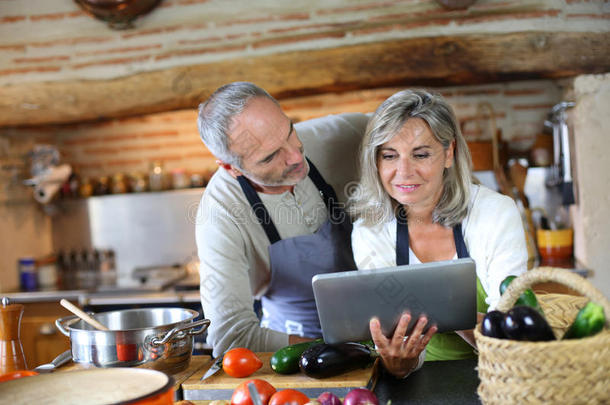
[299,342,376,379]
[481,310,507,339]
[501,306,555,342]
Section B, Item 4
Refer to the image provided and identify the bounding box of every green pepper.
[563,301,606,339]
[499,275,543,313]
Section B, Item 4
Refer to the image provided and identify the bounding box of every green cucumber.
[270,338,323,374]
[500,275,543,313]
[563,301,606,339]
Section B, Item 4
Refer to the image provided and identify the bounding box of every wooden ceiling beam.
[1,31,608,127]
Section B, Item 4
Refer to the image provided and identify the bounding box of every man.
[196,82,368,357]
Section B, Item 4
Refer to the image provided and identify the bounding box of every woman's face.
[377,117,454,211]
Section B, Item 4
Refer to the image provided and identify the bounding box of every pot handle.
[55,315,80,337]
[149,319,211,347]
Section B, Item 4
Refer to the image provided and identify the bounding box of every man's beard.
[240,159,310,188]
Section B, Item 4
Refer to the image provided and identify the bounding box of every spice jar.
[111,173,129,194]
[171,168,190,189]
[95,176,111,195]
[36,255,58,291]
[149,161,166,192]
[130,172,148,193]
[79,178,94,198]
[18,257,37,292]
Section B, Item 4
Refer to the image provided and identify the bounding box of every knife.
[248,382,263,405]
[200,355,224,381]
[33,349,72,373]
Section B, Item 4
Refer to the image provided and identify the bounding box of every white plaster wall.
[572,73,610,298]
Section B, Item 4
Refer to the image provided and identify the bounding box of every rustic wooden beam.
[1,31,608,127]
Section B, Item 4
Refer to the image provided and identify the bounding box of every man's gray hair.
[349,89,474,227]
[197,82,279,168]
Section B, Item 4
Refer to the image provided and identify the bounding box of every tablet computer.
[312,258,477,344]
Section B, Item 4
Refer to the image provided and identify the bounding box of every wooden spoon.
[509,160,530,209]
[60,299,109,331]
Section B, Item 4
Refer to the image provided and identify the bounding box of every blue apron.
[237,158,355,337]
[395,207,487,360]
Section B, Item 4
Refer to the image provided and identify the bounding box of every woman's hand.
[369,312,437,378]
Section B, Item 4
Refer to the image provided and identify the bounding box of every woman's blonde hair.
[349,89,474,227]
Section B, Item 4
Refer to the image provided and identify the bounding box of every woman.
[349,89,527,378]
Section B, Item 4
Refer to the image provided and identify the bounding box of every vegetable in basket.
[480,310,507,339]
[562,301,606,339]
[499,275,543,313]
[501,306,555,341]
[482,306,555,341]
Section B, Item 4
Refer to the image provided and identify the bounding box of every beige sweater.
[196,113,369,357]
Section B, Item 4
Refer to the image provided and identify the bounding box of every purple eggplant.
[501,306,555,342]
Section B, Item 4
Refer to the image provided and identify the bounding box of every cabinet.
[20,301,72,368]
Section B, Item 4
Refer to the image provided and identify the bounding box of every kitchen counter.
[375,358,480,404]
[180,356,480,404]
[2,288,200,306]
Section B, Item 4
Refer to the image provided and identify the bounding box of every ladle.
[60,299,109,331]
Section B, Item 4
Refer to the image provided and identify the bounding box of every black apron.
[396,206,479,360]
[237,158,355,337]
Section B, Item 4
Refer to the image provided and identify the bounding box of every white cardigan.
[351,184,528,310]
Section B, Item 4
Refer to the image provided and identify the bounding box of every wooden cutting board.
[58,355,212,400]
[182,353,379,401]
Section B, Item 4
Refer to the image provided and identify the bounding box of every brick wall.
[0,79,562,189]
[1,0,608,85]
[0,79,565,291]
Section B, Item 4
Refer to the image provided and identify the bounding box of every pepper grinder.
[0,297,27,373]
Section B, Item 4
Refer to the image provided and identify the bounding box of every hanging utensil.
[476,102,514,198]
[557,102,575,205]
[509,159,539,266]
[546,102,575,204]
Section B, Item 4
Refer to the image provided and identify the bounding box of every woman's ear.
[444,140,456,169]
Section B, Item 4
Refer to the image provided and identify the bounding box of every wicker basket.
[474,267,610,405]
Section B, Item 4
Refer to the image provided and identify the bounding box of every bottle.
[111,173,129,194]
[18,257,37,292]
[171,168,190,189]
[36,255,58,291]
[0,297,27,373]
[149,161,165,192]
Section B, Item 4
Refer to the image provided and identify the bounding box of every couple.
[196,82,527,379]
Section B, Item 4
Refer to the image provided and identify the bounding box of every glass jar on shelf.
[171,168,190,189]
[129,172,148,193]
[94,176,111,195]
[149,160,166,192]
[111,173,129,194]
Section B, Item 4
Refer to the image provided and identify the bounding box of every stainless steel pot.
[56,307,210,374]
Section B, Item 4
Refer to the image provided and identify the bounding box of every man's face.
[228,97,309,190]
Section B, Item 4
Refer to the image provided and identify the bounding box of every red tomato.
[268,389,310,405]
[231,379,276,405]
[223,348,263,378]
